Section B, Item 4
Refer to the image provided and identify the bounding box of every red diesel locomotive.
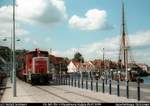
[17,49,50,85]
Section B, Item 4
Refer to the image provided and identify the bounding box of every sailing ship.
[112,0,146,82]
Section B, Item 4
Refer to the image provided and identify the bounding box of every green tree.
[64,57,70,62]
[72,52,84,63]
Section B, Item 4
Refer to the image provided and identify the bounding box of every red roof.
[71,61,81,68]
[49,54,65,64]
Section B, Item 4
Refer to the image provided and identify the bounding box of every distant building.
[89,59,117,72]
[67,61,80,73]
[49,54,68,75]
[67,60,95,79]
[67,61,95,73]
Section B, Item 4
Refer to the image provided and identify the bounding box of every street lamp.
[12,0,16,97]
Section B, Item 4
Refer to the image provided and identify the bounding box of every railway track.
[50,86,105,102]
[35,84,104,102]
[35,86,72,102]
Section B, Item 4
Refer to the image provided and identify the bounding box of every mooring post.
[102,78,105,93]
[117,79,120,96]
[75,77,76,87]
[126,80,129,98]
[86,78,88,89]
[91,79,93,91]
[64,77,66,85]
[96,80,98,92]
[69,76,70,86]
[137,77,140,101]
[78,77,80,88]
[82,78,84,89]
[71,76,73,86]
[64,77,65,85]
[109,79,112,95]
[66,77,67,85]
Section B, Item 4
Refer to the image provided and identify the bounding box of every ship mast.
[119,0,128,80]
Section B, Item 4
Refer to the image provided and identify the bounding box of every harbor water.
[141,75,150,84]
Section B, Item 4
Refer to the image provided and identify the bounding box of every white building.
[67,61,96,79]
[67,61,95,73]
[67,61,80,73]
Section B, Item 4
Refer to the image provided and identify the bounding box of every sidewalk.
[1,78,147,103]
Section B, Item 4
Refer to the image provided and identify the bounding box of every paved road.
[61,78,150,102]
[1,78,143,103]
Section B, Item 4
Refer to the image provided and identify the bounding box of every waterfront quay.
[0,78,148,103]
[54,77,150,102]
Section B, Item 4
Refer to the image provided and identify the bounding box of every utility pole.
[12,0,16,97]
[10,26,13,84]
[103,48,105,71]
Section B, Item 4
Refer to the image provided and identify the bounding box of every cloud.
[0,0,67,45]
[16,0,67,25]
[52,30,150,64]
[69,9,113,31]
[0,0,67,26]
[129,30,150,48]
[0,5,29,39]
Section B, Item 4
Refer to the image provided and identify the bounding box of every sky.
[0,0,150,65]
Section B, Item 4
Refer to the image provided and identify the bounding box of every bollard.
[63,78,66,85]
[58,78,60,85]
[69,77,70,86]
[109,79,111,95]
[78,78,80,88]
[62,78,63,85]
[117,79,120,96]
[57,78,60,85]
[137,78,140,101]
[55,78,57,85]
[96,80,98,92]
[58,78,59,85]
[59,78,60,85]
[57,78,59,85]
[82,79,84,89]
[63,78,65,85]
[91,79,93,91]
[75,78,76,87]
[66,77,67,85]
[64,78,65,85]
[60,78,61,85]
[86,78,88,89]
[66,78,67,85]
[126,80,129,98]
[65,78,66,85]
[102,78,105,93]
[59,78,61,85]
[71,77,73,86]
